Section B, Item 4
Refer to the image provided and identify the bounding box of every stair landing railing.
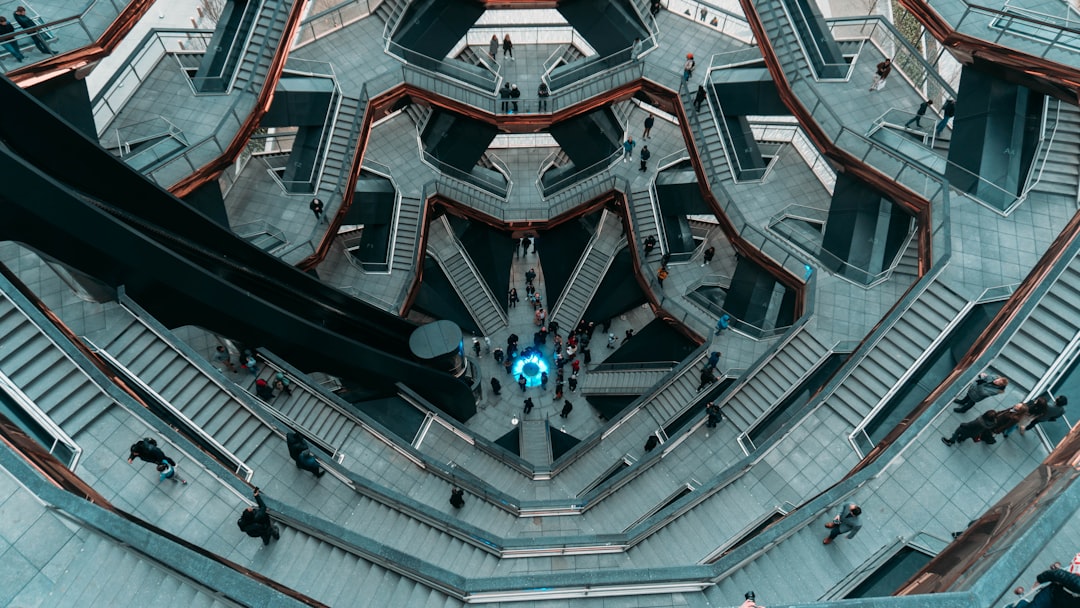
[0,0,132,74]
[956,2,1080,60]
[0,371,82,470]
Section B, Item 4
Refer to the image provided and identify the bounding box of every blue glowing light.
[512,352,550,387]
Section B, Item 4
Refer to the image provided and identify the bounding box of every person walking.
[525,267,536,285]
[941,410,998,446]
[215,345,238,373]
[0,16,26,62]
[13,7,54,55]
[128,437,175,467]
[1026,395,1067,432]
[518,374,527,392]
[953,373,1008,412]
[904,98,934,128]
[450,487,466,508]
[488,34,499,60]
[642,114,655,139]
[502,34,514,60]
[707,351,721,370]
[992,402,1028,439]
[568,372,578,393]
[643,235,657,255]
[639,145,651,172]
[537,81,550,111]
[694,84,707,111]
[630,37,642,61]
[560,400,574,418]
[540,371,549,390]
[286,432,325,477]
[683,53,696,83]
[237,488,280,545]
[508,287,519,308]
[656,265,668,288]
[490,377,502,396]
[523,397,534,414]
[309,198,327,223]
[715,313,731,335]
[697,368,715,391]
[936,99,956,137]
[156,459,188,485]
[705,402,721,428]
[740,591,764,608]
[623,136,635,162]
[644,435,659,452]
[869,58,892,91]
[607,333,617,349]
[823,503,862,545]
[702,245,716,266]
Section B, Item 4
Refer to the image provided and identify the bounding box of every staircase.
[426,216,508,335]
[582,367,671,396]
[234,0,293,93]
[5,497,239,608]
[550,210,625,333]
[627,186,662,248]
[519,419,552,467]
[992,255,1080,392]
[390,193,425,272]
[745,0,814,80]
[1028,98,1080,200]
[891,233,920,283]
[722,329,831,431]
[638,350,712,425]
[372,0,409,31]
[0,289,112,439]
[310,95,363,213]
[91,302,277,469]
[824,281,968,427]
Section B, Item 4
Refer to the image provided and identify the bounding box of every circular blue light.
[512,351,550,387]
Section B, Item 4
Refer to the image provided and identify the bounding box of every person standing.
[525,267,536,285]
[500,82,512,113]
[488,34,499,60]
[941,410,997,446]
[707,351,721,370]
[502,34,514,60]
[936,99,956,136]
[823,503,862,545]
[869,58,892,91]
[508,287,519,308]
[568,371,578,393]
[490,377,502,396]
[694,85,707,111]
[237,487,280,545]
[537,82,550,111]
[623,136,635,162]
[683,53,696,83]
[309,198,328,223]
[642,114,655,139]
[607,333,617,349]
[953,373,1008,412]
[13,7,54,55]
[450,487,465,508]
[702,245,716,266]
[630,37,642,61]
[904,98,934,128]
[992,402,1028,439]
[523,398,534,414]
[0,16,25,62]
[650,0,661,16]
[156,460,188,485]
[639,145,651,172]
[540,371,549,390]
[560,400,574,418]
[518,374,527,392]
[656,265,668,288]
[510,83,520,113]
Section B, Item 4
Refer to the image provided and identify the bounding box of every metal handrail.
[1020,96,1059,199]
[773,0,853,80]
[536,146,621,197]
[0,371,82,469]
[429,216,510,328]
[191,0,265,89]
[0,0,128,73]
[960,2,1080,58]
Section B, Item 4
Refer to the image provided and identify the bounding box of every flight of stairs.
[550,210,625,333]
[426,216,508,335]
[234,0,293,92]
[992,253,1080,392]
[1028,98,1080,200]
[721,329,832,432]
[824,281,968,427]
[311,94,363,212]
[745,0,815,80]
[390,193,426,273]
[582,367,671,396]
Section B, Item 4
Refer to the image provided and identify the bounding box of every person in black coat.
[128,437,174,466]
[238,488,279,545]
[941,410,997,446]
[560,400,573,418]
[286,432,324,477]
[450,487,465,508]
[13,7,54,55]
